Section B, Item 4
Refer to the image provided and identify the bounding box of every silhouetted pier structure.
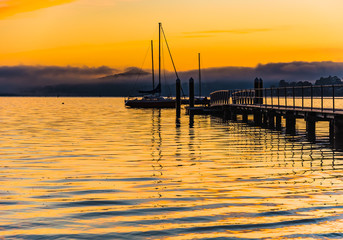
[190,78,343,150]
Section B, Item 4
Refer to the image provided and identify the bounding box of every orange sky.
[1,0,343,71]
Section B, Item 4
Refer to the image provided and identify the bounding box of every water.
[1,97,343,240]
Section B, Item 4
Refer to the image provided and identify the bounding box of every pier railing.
[210,84,343,113]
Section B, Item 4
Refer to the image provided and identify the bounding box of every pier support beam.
[262,113,268,128]
[333,117,343,150]
[268,113,275,129]
[306,115,316,142]
[285,112,296,135]
[253,111,262,126]
[275,114,282,131]
[231,111,237,121]
[242,112,248,122]
[223,109,231,120]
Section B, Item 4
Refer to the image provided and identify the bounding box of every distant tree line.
[270,76,343,96]
[276,76,342,87]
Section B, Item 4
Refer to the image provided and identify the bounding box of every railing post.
[302,86,304,109]
[292,86,295,109]
[321,85,323,112]
[250,89,252,104]
[285,87,287,108]
[271,87,273,108]
[277,88,280,109]
[333,85,335,112]
[260,78,264,105]
[311,85,313,110]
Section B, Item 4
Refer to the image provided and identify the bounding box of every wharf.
[187,80,343,150]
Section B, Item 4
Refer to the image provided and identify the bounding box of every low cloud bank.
[0,65,117,93]
[0,61,343,96]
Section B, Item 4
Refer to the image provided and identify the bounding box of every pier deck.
[188,81,343,150]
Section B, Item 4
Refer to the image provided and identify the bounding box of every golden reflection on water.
[0,97,343,239]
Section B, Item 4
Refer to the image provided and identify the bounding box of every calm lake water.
[1,97,343,240]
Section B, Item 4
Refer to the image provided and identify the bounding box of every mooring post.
[189,77,194,108]
[306,114,316,142]
[176,78,181,118]
[333,117,343,150]
[259,78,264,104]
[254,78,259,104]
[275,114,282,131]
[189,113,194,128]
[285,111,296,135]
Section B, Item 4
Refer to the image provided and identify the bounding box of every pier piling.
[242,113,248,122]
[285,112,296,135]
[176,78,181,118]
[333,117,343,149]
[206,80,343,151]
[268,113,275,129]
[276,115,282,131]
[253,111,262,126]
[306,115,316,142]
[189,78,194,108]
[330,120,335,145]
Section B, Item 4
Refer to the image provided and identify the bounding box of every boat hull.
[125,99,176,108]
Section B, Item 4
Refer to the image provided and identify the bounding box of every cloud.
[182,26,290,38]
[76,0,139,7]
[1,61,343,96]
[113,67,150,78]
[255,61,343,81]
[0,0,75,19]
[0,65,117,92]
[185,28,273,35]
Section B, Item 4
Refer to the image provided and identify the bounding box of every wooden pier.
[188,78,343,150]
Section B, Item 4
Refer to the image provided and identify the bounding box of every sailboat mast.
[198,53,201,97]
[151,40,155,90]
[158,22,162,96]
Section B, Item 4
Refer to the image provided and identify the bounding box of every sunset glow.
[1,0,343,70]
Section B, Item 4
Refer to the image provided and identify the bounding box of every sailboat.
[125,23,176,108]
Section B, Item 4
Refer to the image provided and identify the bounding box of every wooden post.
[189,77,194,108]
[259,78,264,104]
[231,111,237,121]
[254,78,259,104]
[189,113,194,128]
[285,111,296,135]
[253,111,262,126]
[176,78,181,118]
[276,114,282,131]
[262,112,268,127]
[268,112,275,129]
[306,115,316,142]
[333,117,343,150]
[223,108,232,120]
[242,112,248,122]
